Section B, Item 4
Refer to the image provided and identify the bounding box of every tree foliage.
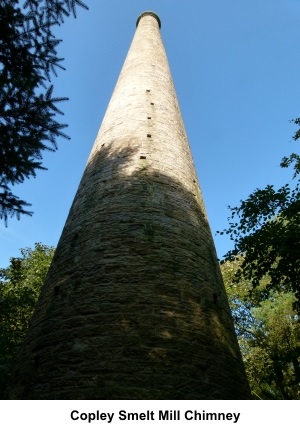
[221,260,300,400]
[219,120,300,311]
[219,117,300,397]
[0,0,88,224]
[0,243,54,397]
[221,257,265,338]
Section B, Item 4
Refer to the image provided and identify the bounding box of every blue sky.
[1,0,300,268]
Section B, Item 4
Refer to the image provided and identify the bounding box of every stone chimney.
[8,11,250,399]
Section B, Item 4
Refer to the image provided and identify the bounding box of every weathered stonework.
[8,12,250,399]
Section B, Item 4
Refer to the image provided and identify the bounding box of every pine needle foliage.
[0,0,88,224]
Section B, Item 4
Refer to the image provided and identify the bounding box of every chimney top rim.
[136,11,161,29]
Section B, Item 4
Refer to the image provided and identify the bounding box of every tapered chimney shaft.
[8,12,250,400]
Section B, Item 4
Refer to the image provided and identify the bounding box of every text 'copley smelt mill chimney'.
[9,11,250,399]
